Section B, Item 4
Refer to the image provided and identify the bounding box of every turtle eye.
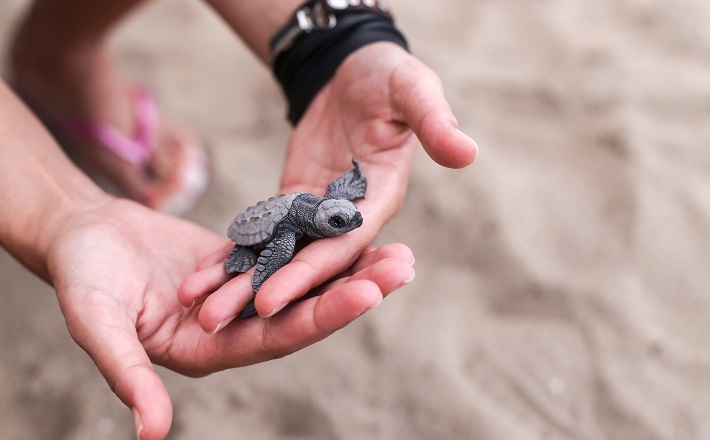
[329,216,346,228]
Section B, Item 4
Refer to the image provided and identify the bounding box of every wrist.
[0,161,113,281]
[204,0,304,62]
[270,0,408,125]
[2,177,112,281]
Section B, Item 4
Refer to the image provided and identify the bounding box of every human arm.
[0,81,108,278]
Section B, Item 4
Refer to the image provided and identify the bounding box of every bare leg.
[10,0,207,213]
[11,0,146,137]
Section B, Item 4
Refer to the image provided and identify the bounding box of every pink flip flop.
[63,86,158,171]
[34,85,210,215]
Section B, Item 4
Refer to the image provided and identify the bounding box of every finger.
[256,238,414,318]
[318,256,415,299]
[310,280,383,332]
[391,58,478,169]
[215,279,384,364]
[344,243,414,276]
[61,294,172,440]
[253,231,368,317]
[311,244,415,296]
[177,262,232,308]
[197,270,255,334]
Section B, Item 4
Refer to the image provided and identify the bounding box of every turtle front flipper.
[240,229,299,318]
[324,158,367,201]
[225,245,257,274]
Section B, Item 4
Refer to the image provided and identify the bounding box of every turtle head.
[312,199,363,237]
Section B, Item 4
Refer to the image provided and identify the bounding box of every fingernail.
[373,295,384,307]
[188,293,209,309]
[211,315,236,335]
[457,129,476,145]
[359,295,383,317]
[266,302,288,318]
[132,408,143,439]
[403,270,416,285]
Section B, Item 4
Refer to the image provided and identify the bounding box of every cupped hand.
[47,199,414,440]
[245,42,477,316]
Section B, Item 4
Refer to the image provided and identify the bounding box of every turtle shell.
[227,192,305,246]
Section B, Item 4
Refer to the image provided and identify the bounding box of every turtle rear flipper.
[225,245,257,274]
[251,230,298,292]
[240,300,257,319]
[324,158,366,201]
[240,230,298,319]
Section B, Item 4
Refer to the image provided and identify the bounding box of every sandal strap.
[62,86,157,169]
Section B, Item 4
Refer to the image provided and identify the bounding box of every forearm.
[0,81,108,279]
[202,0,303,63]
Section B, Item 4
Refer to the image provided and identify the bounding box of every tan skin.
[5,0,477,439]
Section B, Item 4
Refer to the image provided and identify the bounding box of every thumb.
[62,296,173,440]
[391,58,478,168]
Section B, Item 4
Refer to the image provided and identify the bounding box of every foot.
[10,20,208,214]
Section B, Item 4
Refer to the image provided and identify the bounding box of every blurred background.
[2,0,710,438]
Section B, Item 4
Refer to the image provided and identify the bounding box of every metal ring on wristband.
[270,0,395,63]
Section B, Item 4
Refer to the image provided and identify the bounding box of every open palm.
[48,199,414,439]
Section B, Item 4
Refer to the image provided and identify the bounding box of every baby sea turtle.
[225,159,367,318]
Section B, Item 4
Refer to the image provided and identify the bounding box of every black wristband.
[271,3,408,125]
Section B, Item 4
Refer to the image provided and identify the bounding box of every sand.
[2,0,710,438]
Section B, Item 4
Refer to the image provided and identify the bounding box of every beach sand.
[1,0,710,438]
